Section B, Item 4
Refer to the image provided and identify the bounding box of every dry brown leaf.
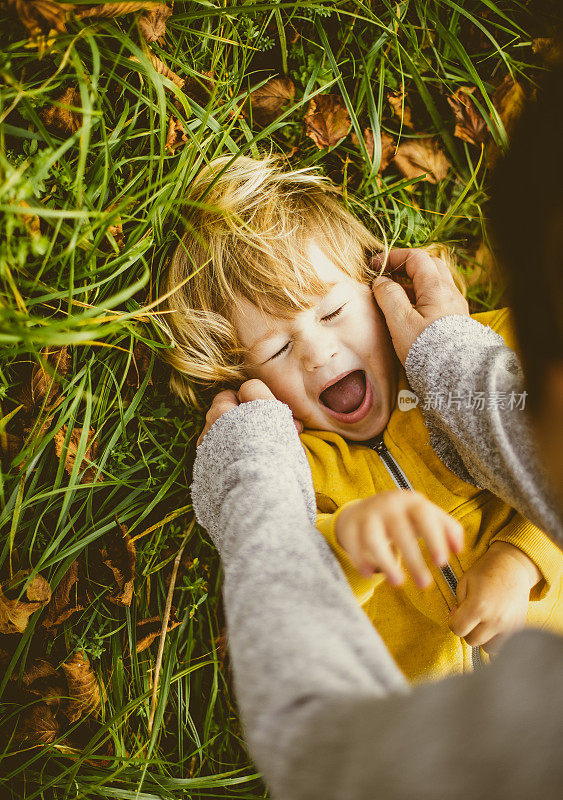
[8,0,74,39]
[304,94,351,150]
[138,3,171,44]
[30,348,67,408]
[126,340,154,386]
[16,200,41,238]
[351,128,395,172]
[487,75,527,168]
[100,521,136,606]
[492,74,526,135]
[387,85,413,128]
[460,241,502,289]
[532,37,563,67]
[165,116,188,152]
[76,2,159,19]
[393,137,451,184]
[131,52,184,89]
[16,701,60,745]
[0,432,23,464]
[61,650,101,723]
[41,87,82,134]
[181,71,215,108]
[54,425,100,484]
[136,611,181,653]
[42,560,83,629]
[247,77,295,126]
[22,659,66,708]
[0,571,51,635]
[447,86,488,146]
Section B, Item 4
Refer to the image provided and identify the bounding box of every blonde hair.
[158,152,461,408]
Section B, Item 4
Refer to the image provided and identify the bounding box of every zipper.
[361,434,482,670]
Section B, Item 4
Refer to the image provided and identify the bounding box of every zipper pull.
[371,435,386,453]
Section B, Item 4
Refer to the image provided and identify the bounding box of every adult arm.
[191,399,563,800]
[373,249,563,543]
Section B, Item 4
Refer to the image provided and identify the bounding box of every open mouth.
[319,370,371,423]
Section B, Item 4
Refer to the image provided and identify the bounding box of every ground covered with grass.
[0,1,561,798]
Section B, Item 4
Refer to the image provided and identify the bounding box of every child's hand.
[334,490,464,589]
[197,379,303,446]
[448,542,541,655]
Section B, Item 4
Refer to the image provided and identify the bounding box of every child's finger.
[445,516,465,554]
[361,523,405,585]
[448,599,481,638]
[389,522,433,589]
[408,504,452,567]
[461,620,495,648]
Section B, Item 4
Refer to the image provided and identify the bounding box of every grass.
[0,1,559,797]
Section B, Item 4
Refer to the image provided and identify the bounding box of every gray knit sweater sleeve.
[190,397,563,800]
[191,399,408,782]
[405,314,563,544]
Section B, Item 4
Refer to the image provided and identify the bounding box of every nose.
[298,331,338,372]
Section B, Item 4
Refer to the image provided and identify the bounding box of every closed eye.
[268,304,347,361]
[269,342,290,360]
[322,304,346,322]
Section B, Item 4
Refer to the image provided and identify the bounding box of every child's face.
[231,240,398,440]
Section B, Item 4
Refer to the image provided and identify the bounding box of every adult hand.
[196,379,304,447]
[371,248,469,365]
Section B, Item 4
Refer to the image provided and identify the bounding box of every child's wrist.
[488,541,542,590]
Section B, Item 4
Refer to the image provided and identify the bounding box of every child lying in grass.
[160,153,563,684]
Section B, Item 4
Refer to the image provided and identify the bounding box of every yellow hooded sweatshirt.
[299,309,563,685]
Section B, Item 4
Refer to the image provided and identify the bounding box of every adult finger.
[237,378,277,403]
[371,277,419,364]
[197,390,239,446]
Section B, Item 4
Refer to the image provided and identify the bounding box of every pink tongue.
[320,371,366,414]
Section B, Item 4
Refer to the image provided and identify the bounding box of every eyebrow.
[247,282,341,352]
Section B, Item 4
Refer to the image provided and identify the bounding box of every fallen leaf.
[532,37,563,67]
[126,340,154,386]
[131,52,184,89]
[29,346,69,408]
[21,658,58,686]
[165,116,188,151]
[387,85,413,128]
[460,241,502,289]
[487,74,527,168]
[16,200,41,238]
[492,74,526,136]
[0,571,52,635]
[182,71,215,108]
[136,611,181,653]
[303,94,351,150]
[0,432,22,464]
[138,3,171,44]
[392,137,451,183]
[53,425,100,484]
[8,0,73,40]
[447,86,488,146]
[16,701,60,745]
[40,87,82,134]
[351,128,395,172]
[76,2,159,19]
[42,561,83,629]
[22,659,66,708]
[100,521,136,606]
[61,651,101,723]
[247,77,295,126]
